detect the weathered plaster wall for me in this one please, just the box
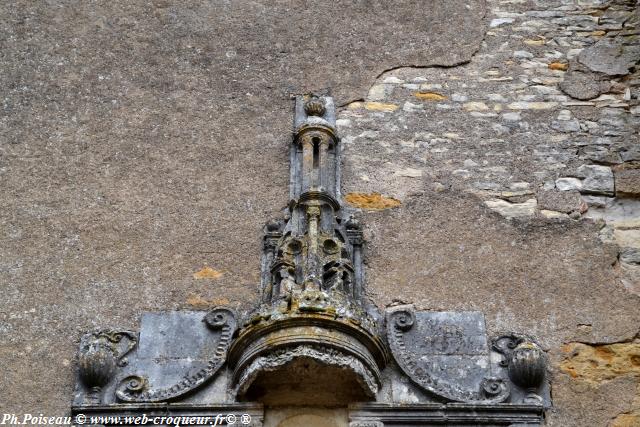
[337,1,640,424]
[0,0,638,426]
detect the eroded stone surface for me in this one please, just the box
[615,167,640,197]
[365,192,640,350]
[537,190,585,214]
[548,375,638,427]
[553,341,640,426]
[559,342,640,383]
[559,69,602,100]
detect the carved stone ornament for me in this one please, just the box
[78,330,137,404]
[236,344,379,398]
[492,333,547,404]
[115,308,237,402]
[74,308,236,405]
[226,94,388,404]
[71,93,550,425]
[386,305,510,403]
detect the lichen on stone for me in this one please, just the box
[345,192,401,210]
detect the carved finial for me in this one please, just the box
[492,334,546,405]
[508,341,546,404]
[77,330,137,404]
[304,96,326,117]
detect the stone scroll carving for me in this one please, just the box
[386,306,509,403]
[115,308,237,402]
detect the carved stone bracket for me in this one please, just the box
[115,308,237,403]
[386,306,510,404]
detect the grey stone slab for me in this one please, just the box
[575,164,614,196]
[413,311,489,355]
[137,311,217,359]
[578,38,640,76]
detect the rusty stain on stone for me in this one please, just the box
[414,92,447,101]
[548,62,569,71]
[559,342,640,383]
[186,294,230,308]
[193,266,223,279]
[364,102,399,112]
[610,412,640,427]
[345,192,401,210]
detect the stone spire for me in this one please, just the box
[257,94,366,318]
[227,94,386,404]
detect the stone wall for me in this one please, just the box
[0,1,638,426]
[338,1,640,425]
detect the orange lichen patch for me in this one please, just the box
[591,30,606,37]
[414,92,447,101]
[559,342,640,384]
[193,266,223,279]
[186,294,229,308]
[548,62,569,71]
[345,192,401,210]
[364,102,399,112]
[611,413,640,427]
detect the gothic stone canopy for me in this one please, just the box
[72,95,550,426]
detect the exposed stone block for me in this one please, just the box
[484,198,537,219]
[576,165,614,196]
[556,178,583,192]
[414,92,447,101]
[537,190,586,214]
[560,342,640,383]
[578,38,640,76]
[364,102,399,112]
[559,70,602,100]
[540,210,570,219]
[614,229,640,265]
[615,168,640,197]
